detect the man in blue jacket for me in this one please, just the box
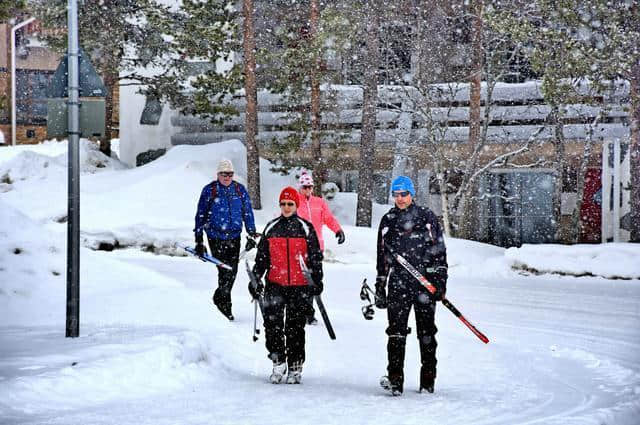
[194,159,258,320]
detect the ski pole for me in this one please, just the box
[359,279,375,320]
[395,254,489,344]
[298,256,336,340]
[252,298,260,342]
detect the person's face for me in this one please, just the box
[393,191,412,209]
[300,185,314,198]
[218,171,233,186]
[280,200,297,217]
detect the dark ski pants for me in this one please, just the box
[263,283,310,367]
[207,237,241,312]
[386,275,438,386]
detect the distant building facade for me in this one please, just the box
[0,19,118,146]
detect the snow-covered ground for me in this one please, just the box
[1,140,639,425]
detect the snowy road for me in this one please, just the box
[2,133,639,425]
[2,251,639,425]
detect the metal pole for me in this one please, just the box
[10,17,36,146]
[66,0,80,338]
[613,139,621,242]
[601,142,611,242]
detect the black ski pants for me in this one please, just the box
[386,273,438,383]
[263,283,310,367]
[207,237,241,311]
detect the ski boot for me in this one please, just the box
[419,368,435,394]
[270,361,287,384]
[213,294,234,321]
[380,373,403,396]
[286,363,302,384]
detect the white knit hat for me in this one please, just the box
[298,171,314,187]
[217,159,234,173]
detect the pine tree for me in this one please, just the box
[243,0,261,209]
[255,0,349,180]
[1,0,26,22]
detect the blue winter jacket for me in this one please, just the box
[194,181,256,241]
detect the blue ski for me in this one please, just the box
[182,246,233,270]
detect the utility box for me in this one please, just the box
[47,48,107,139]
[47,98,106,138]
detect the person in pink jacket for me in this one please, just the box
[297,171,345,324]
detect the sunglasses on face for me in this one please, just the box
[280,202,296,207]
[302,185,313,189]
[219,172,234,177]
[392,191,410,198]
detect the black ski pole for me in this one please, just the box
[394,254,489,344]
[245,260,265,341]
[252,298,260,342]
[298,256,336,340]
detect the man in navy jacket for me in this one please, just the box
[194,159,258,320]
[375,176,448,395]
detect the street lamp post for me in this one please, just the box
[10,16,36,146]
[66,0,80,338]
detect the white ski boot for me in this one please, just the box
[270,362,287,384]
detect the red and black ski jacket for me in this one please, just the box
[253,214,323,287]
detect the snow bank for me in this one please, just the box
[0,200,66,326]
[0,199,213,328]
[0,330,211,414]
[505,243,640,279]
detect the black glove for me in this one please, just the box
[248,280,264,300]
[433,287,446,301]
[195,242,207,257]
[309,280,323,296]
[335,229,345,244]
[375,276,387,309]
[428,273,447,301]
[245,236,257,252]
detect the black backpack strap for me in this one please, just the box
[206,181,218,225]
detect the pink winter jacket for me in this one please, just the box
[297,193,342,251]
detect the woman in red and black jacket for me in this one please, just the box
[251,186,323,384]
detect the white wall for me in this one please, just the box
[119,85,177,167]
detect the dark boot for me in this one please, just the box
[213,290,234,321]
[420,366,436,393]
[380,372,404,395]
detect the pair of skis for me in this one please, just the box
[182,234,260,268]
[393,253,489,344]
[182,245,233,270]
[246,256,336,341]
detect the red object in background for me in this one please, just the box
[580,168,602,243]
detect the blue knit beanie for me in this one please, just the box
[390,175,415,196]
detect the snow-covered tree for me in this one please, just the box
[254,0,349,185]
